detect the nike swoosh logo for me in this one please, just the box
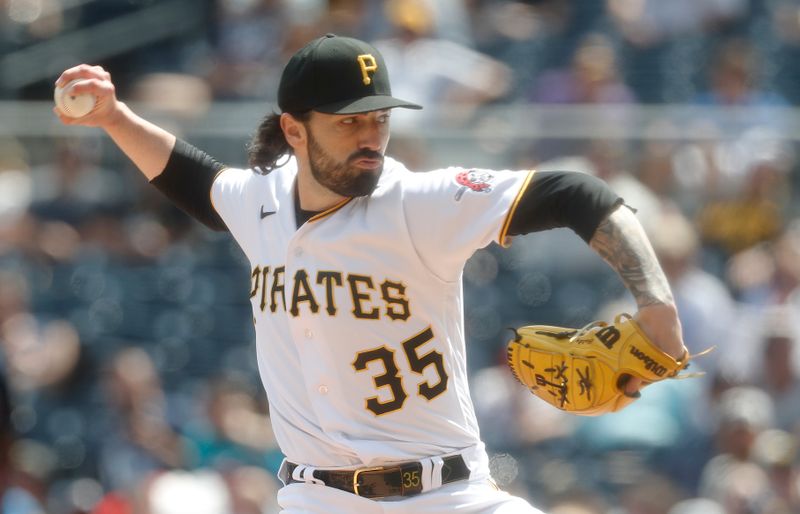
[260,206,276,219]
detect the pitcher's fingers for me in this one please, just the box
[618,374,643,398]
[55,64,110,88]
[67,77,115,98]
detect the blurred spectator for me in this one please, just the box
[0,366,46,513]
[0,134,83,265]
[751,429,799,511]
[710,387,774,460]
[0,265,103,513]
[0,268,82,395]
[525,32,637,164]
[698,386,776,512]
[751,318,800,433]
[687,39,793,246]
[0,271,30,327]
[465,0,573,97]
[418,0,474,45]
[0,268,89,491]
[695,38,788,109]
[529,32,635,105]
[0,137,32,226]
[606,0,749,102]
[224,465,280,514]
[570,374,706,495]
[1,313,82,394]
[617,472,683,514]
[28,138,131,226]
[373,0,513,128]
[606,0,747,48]
[547,489,608,514]
[700,459,775,514]
[635,120,704,214]
[184,374,282,473]
[727,220,800,305]
[95,348,189,495]
[205,0,290,100]
[129,73,212,120]
[695,129,792,260]
[769,0,800,104]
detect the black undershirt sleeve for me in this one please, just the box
[149,139,228,231]
[507,170,624,243]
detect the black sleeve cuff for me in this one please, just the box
[150,139,228,231]
[507,171,623,242]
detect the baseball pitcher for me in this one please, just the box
[55,34,687,513]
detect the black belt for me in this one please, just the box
[282,454,470,499]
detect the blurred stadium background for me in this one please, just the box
[3,0,800,513]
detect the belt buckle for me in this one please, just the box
[352,466,385,497]
[353,466,402,498]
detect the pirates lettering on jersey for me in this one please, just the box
[316,271,343,315]
[251,265,411,321]
[270,266,286,313]
[348,274,380,319]
[290,269,320,316]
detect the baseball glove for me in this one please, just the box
[507,313,705,416]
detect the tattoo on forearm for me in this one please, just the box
[590,209,674,307]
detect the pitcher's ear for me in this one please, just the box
[280,112,308,150]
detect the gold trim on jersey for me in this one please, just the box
[308,197,354,223]
[208,166,230,217]
[498,169,536,248]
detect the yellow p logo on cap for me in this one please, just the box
[357,54,378,85]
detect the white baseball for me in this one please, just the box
[54,79,96,118]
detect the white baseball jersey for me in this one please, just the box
[210,156,534,468]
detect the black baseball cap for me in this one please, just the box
[277,34,422,115]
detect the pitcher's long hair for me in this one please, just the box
[247,111,310,173]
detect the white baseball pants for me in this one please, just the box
[276,478,545,513]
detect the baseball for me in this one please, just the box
[54,79,96,118]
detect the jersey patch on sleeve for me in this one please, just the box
[454,169,495,200]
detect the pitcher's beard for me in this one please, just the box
[307,131,382,197]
